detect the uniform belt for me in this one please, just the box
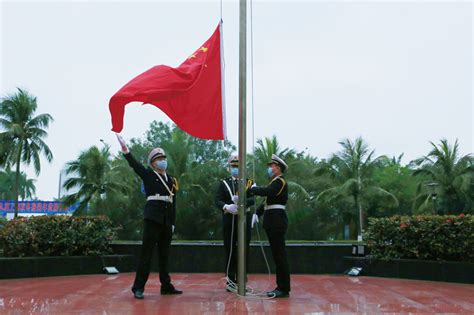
[147,194,173,203]
[264,204,286,211]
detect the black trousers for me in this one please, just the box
[265,227,291,292]
[223,212,251,282]
[132,219,173,292]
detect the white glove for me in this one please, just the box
[115,133,129,154]
[231,195,239,204]
[224,204,238,215]
[251,214,259,228]
[172,225,175,233]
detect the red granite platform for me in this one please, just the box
[0,273,472,314]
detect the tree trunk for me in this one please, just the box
[13,144,23,218]
[354,194,364,240]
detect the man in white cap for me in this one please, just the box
[214,154,254,291]
[116,134,182,299]
[250,154,290,298]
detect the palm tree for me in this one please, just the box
[315,137,398,239]
[0,168,36,200]
[382,153,404,171]
[253,136,295,166]
[63,145,127,215]
[412,139,474,214]
[0,133,14,166]
[253,136,294,181]
[144,121,195,179]
[253,135,310,200]
[162,128,194,179]
[0,88,53,217]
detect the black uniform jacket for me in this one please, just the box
[215,177,255,215]
[251,176,288,229]
[124,152,178,226]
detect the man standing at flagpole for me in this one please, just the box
[214,154,254,291]
[108,23,226,297]
[250,154,291,298]
[116,134,182,299]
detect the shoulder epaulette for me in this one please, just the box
[172,177,179,191]
[246,179,253,190]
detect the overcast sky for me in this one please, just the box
[1,0,472,200]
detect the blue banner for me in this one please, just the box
[0,200,80,214]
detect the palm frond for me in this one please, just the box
[287,181,311,200]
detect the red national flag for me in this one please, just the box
[109,23,225,140]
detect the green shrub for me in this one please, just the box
[0,215,117,257]
[366,214,474,262]
[0,216,7,230]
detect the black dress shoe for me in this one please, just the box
[161,285,183,295]
[267,289,289,298]
[133,290,144,299]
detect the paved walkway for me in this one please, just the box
[0,273,473,314]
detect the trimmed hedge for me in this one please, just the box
[366,214,474,262]
[0,215,117,257]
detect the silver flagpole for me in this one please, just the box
[237,0,247,296]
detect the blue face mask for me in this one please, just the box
[154,160,167,170]
[231,167,239,177]
[267,167,274,178]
